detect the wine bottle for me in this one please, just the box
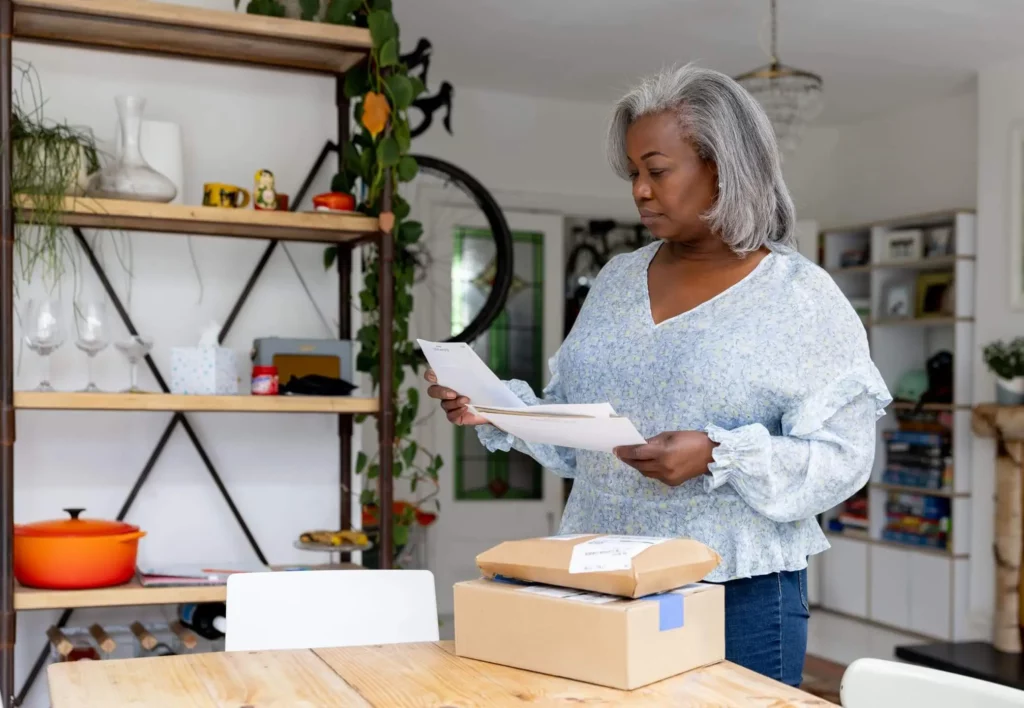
[178,602,227,640]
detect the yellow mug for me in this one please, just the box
[203,183,250,208]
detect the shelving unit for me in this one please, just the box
[0,2,394,706]
[15,196,380,244]
[817,210,976,641]
[14,392,379,414]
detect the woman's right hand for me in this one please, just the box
[425,369,488,426]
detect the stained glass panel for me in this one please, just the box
[452,227,544,501]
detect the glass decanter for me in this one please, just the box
[86,96,178,203]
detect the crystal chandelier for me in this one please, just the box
[735,0,823,153]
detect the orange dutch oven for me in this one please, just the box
[14,508,146,589]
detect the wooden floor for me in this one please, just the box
[801,654,845,704]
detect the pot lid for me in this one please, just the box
[15,508,140,537]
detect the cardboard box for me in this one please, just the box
[170,346,239,395]
[454,577,725,689]
[476,534,720,598]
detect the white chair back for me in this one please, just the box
[224,569,439,652]
[841,658,1024,707]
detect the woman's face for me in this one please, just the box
[624,111,718,243]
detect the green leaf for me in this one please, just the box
[376,136,400,167]
[331,171,356,194]
[402,441,418,466]
[344,67,369,99]
[355,451,368,474]
[298,0,319,20]
[372,0,391,10]
[409,75,426,99]
[396,155,418,182]
[325,0,361,24]
[394,120,411,153]
[397,220,423,246]
[410,475,419,492]
[323,246,338,271]
[367,463,380,479]
[368,10,397,48]
[393,459,404,477]
[378,38,399,67]
[392,195,411,220]
[407,386,419,414]
[394,523,409,547]
[360,488,376,506]
[385,74,413,110]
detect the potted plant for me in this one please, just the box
[983,337,1024,404]
[11,61,101,285]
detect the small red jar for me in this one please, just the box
[251,365,278,395]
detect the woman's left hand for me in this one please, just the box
[614,431,718,487]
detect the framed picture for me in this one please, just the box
[924,227,953,259]
[883,229,923,263]
[882,280,915,320]
[915,272,955,318]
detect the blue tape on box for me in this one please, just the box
[643,592,685,631]
[491,574,534,587]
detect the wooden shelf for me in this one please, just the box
[15,563,362,610]
[14,392,379,414]
[16,196,379,245]
[829,255,972,275]
[871,316,973,328]
[870,482,966,499]
[873,255,972,270]
[823,531,964,559]
[13,0,372,74]
[891,401,969,412]
[14,578,225,610]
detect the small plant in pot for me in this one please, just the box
[11,61,101,285]
[983,337,1024,404]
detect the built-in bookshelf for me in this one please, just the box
[816,210,975,641]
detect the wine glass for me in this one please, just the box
[74,301,109,393]
[114,335,153,393]
[23,299,65,392]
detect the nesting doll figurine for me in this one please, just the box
[254,169,277,210]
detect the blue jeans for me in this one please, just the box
[715,569,809,686]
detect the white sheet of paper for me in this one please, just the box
[472,402,617,418]
[417,339,526,409]
[482,411,646,453]
[568,536,671,574]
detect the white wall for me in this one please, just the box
[967,55,1024,641]
[793,89,977,229]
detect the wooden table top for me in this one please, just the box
[48,640,838,707]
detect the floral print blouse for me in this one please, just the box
[477,241,891,582]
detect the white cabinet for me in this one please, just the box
[870,546,911,627]
[821,536,869,618]
[909,553,952,638]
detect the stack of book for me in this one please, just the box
[882,430,952,491]
[882,493,951,550]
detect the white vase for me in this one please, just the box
[996,377,1024,405]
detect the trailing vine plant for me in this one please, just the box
[236,0,441,548]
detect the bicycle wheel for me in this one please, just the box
[406,154,513,350]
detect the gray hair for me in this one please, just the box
[608,63,796,254]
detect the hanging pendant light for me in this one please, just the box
[735,0,823,153]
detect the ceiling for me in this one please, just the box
[395,0,1024,126]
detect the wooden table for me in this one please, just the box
[48,640,837,707]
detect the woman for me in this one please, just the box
[426,64,890,686]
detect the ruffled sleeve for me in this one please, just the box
[703,361,892,523]
[474,354,578,477]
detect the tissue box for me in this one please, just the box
[454,578,725,689]
[171,346,238,395]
